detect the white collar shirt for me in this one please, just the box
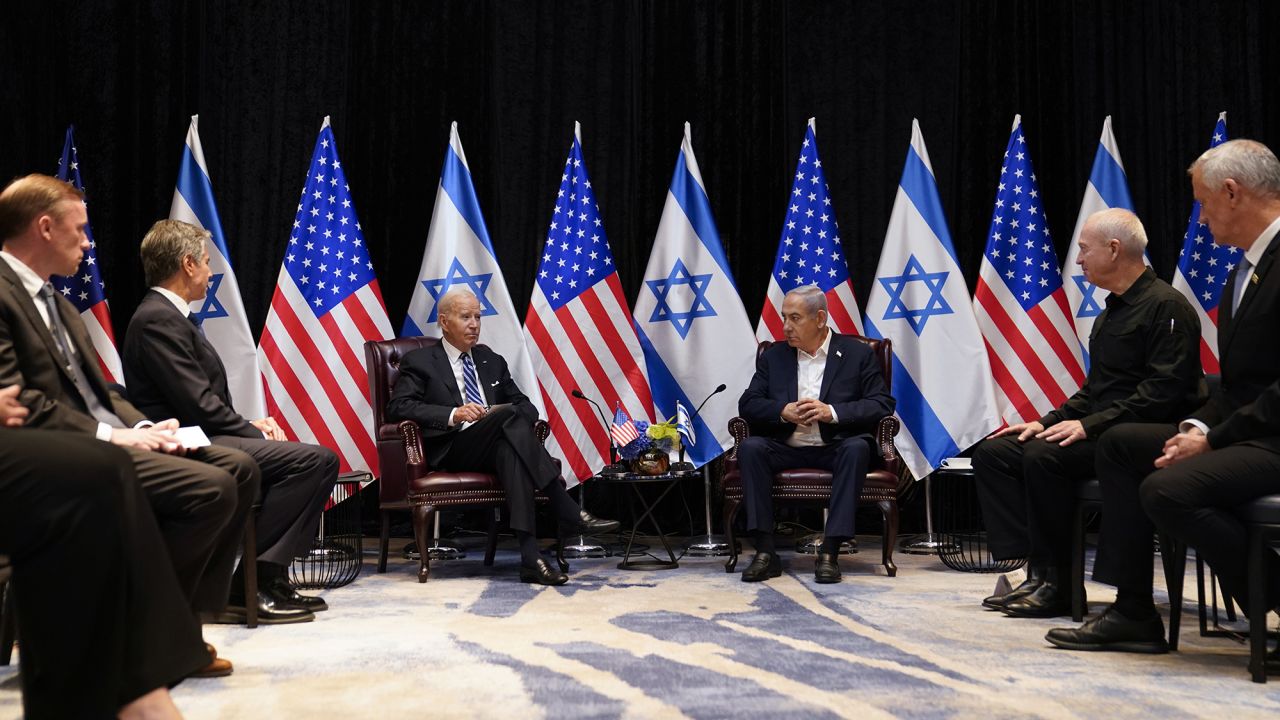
[788,329,837,448]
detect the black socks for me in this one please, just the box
[753,531,776,554]
[1114,587,1158,620]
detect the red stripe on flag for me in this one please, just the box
[975,281,1071,410]
[563,292,638,413]
[759,301,784,340]
[259,330,348,468]
[983,337,1035,421]
[318,310,372,408]
[524,307,610,465]
[1030,297,1087,388]
[824,287,860,337]
[600,277,657,413]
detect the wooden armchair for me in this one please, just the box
[720,337,903,576]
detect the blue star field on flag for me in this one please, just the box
[983,131,1061,310]
[769,124,850,293]
[535,135,617,312]
[285,125,376,317]
[1177,116,1238,311]
[51,129,109,311]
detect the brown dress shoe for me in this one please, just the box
[191,642,233,678]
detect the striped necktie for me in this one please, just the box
[461,352,483,405]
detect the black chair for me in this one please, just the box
[1243,494,1280,682]
[0,555,13,666]
[1070,478,1102,622]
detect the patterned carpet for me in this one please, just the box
[3,537,1279,718]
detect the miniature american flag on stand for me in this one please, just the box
[757,118,862,340]
[973,115,1086,424]
[1171,112,1235,375]
[610,405,640,447]
[258,117,393,475]
[52,126,124,385]
[523,122,655,484]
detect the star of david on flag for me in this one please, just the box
[645,258,717,339]
[864,120,1000,479]
[170,115,268,418]
[1171,112,1235,375]
[51,126,124,385]
[973,115,1085,424]
[876,255,953,336]
[1062,116,1148,370]
[404,122,541,415]
[757,118,863,341]
[258,117,394,474]
[524,122,654,483]
[632,123,756,468]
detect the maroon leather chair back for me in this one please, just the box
[365,336,440,506]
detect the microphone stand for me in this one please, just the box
[563,390,618,559]
[680,385,733,558]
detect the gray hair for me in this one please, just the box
[1189,139,1280,200]
[139,219,209,287]
[437,287,478,318]
[1085,208,1147,257]
[784,284,827,316]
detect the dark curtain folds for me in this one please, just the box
[1,0,1276,342]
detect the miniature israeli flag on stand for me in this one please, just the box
[404,122,542,415]
[632,123,756,468]
[864,120,1002,480]
[170,115,267,419]
[1062,116,1141,369]
[676,399,695,446]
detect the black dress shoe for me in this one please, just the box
[1002,582,1076,618]
[741,552,782,582]
[215,590,315,625]
[1045,606,1169,653]
[983,576,1043,610]
[814,552,842,584]
[574,510,621,535]
[268,578,328,612]
[519,557,568,586]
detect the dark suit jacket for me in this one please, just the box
[122,290,260,438]
[1194,233,1280,452]
[0,256,146,431]
[386,341,538,465]
[738,332,895,447]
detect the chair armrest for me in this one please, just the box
[727,417,750,460]
[535,419,550,445]
[398,420,427,477]
[877,415,900,461]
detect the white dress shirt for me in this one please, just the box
[443,339,489,429]
[787,329,838,448]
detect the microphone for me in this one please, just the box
[670,383,728,473]
[571,389,626,474]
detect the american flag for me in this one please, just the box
[973,116,1086,424]
[258,117,393,474]
[757,118,862,340]
[52,126,124,385]
[610,405,640,447]
[523,122,655,483]
[1171,112,1234,375]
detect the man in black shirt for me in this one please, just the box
[974,208,1204,619]
[1048,139,1280,654]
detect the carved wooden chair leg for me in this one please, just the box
[412,502,435,583]
[484,509,499,567]
[723,498,742,573]
[879,498,898,577]
[377,510,391,573]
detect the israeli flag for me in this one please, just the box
[170,115,267,419]
[404,122,543,415]
[676,399,695,446]
[1062,116,1142,369]
[864,120,1002,480]
[632,123,756,468]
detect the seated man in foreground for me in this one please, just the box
[736,284,895,584]
[386,288,619,586]
[0,384,206,719]
[974,208,1203,619]
[123,219,339,624]
[1048,139,1280,654]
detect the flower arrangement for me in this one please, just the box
[618,417,682,461]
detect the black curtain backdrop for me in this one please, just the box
[2,1,1277,346]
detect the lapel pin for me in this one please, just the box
[1252,273,1261,285]
[835,350,843,358]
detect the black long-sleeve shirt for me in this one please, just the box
[1040,268,1205,436]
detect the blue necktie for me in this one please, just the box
[189,312,205,336]
[461,352,483,405]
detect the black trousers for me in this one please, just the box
[1095,422,1280,610]
[738,435,871,538]
[125,443,260,614]
[435,405,561,534]
[212,436,339,566]
[973,435,1097,566]
[0,430,208,719]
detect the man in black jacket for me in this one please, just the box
[386,288,618,585]
[736,285,896,584]
[123,219,337,623]
[974,209,1204,620]
[1048,139,1280,653]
